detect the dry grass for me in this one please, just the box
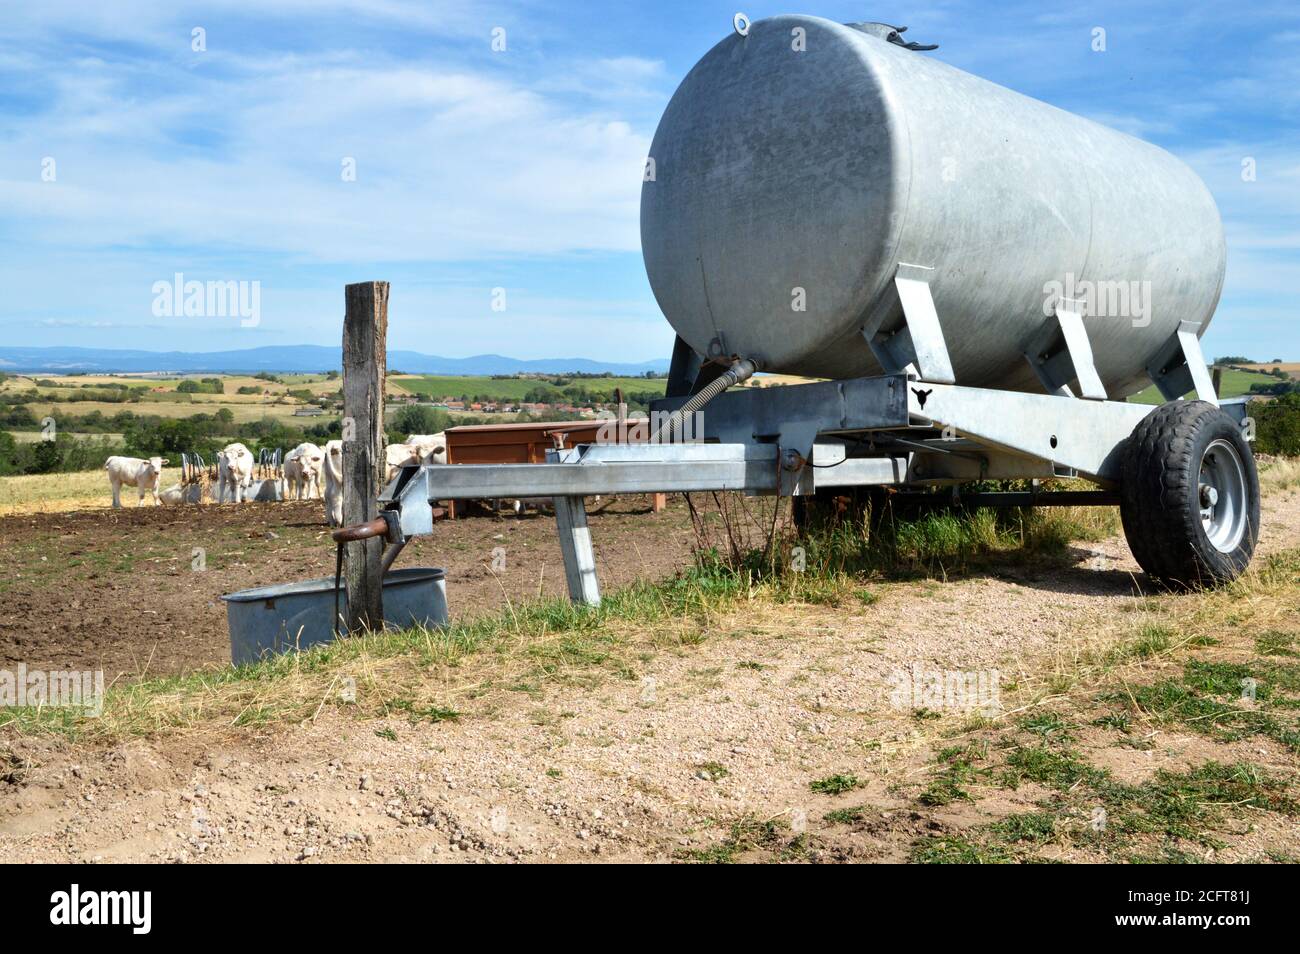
[19,401,310,425]
[1,565,743,741]
[2,371,355,428]
[1242,362,1300,374]
[894,541,1300,777]
[0,494,1123,742]
[1260,457,1300,492]
[0,466,183,515]
[7,431,123,443]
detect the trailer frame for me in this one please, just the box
[370,279,1253,603]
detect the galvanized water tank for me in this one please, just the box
[640,15,1226,398]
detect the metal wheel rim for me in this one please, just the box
[1198,438,1247,553]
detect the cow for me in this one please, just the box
[321,437,445,525]
[159,483,185,505]
[323,439,344,527]
[105,456,168,508]
[384,442,423,483]
[285,442,325,500]
[216,442,255,504]
[404,432,447,465]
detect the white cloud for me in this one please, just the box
[0,56,651,264]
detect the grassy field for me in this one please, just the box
[390,374,666,401]
[2,372,477,429]
[0,372,337,393]
[1129,366,1278,404]
[1244,362,1300,374]
[16,400,320,425]
[0,466,183,515]
[7,431,122,443]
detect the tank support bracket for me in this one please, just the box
[1146,320,1218,406]
[1023,300,1108,400]
[861,264,956,384]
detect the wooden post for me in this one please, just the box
[342,281,389,633]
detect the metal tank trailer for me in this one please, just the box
[369,14,1260,602]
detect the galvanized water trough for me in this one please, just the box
[221,567,449,666]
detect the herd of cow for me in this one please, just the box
[104,432,446,527]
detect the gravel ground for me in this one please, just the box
[1,483,1297,863]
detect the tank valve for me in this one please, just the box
[845,22,938,51]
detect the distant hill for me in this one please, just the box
[0,345,669,376]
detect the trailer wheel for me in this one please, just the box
[1119,401,1258,587]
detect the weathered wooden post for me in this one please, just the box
[342,281,389,632]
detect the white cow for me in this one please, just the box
[404,432,447,465]
[105,455,168,508]
[285,442,325,500]
[323,439,344,527]
[384,442,423,483]
[159,483,185,505]
[216,442,255,504]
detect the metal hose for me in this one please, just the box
[652,356,760,443]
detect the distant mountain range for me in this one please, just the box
[0,345,669,376]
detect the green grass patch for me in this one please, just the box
[1002,745,1106,791]
[823,806,867,824]
[1114,660,1300,752]
[680,816,802,864]
[911,835,1013,864]
[1019,712,1073,743]
[1128,624,1176,659]
[1105,762,1299,844]
[810,773,861,795]
[989,811,1057,844]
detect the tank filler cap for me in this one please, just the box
[845,22,938,51]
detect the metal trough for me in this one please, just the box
[220,567,449,666]
[246,478,284,502]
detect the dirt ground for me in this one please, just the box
[1,482,1298,863]
[0,496,694,681]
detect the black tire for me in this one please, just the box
[1119,400,1259,588]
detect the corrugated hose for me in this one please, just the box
[651,356,760,444]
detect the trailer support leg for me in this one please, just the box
[1023,301,1108,400]
[861,263,956,385]
[554,495,601,606]
[1147,320,1219,405]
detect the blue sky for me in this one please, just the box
[0,0,1296,363]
